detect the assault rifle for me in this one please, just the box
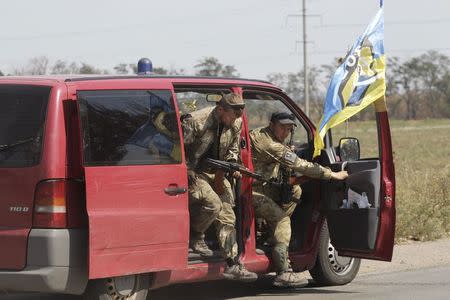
[204,158,280,187]
[204,158,310,190]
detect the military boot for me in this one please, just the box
[190,238,214,257]
[223,263,258,282]
[273,271,308,288]
[271,243,308,287]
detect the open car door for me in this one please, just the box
[319,100,395,261]
[76,84,189,278]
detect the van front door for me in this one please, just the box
[320,100,395,261]
[77,88,189,279]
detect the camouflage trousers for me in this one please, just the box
[252,184,302,247]
[189,171,238,259]
[253,184,302,272]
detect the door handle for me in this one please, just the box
[164,185,188,196]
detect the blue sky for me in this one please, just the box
[1,0,449,78]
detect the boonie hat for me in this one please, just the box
[219,93,245,110]
[270,111,297,126]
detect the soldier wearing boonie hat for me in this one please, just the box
[182,92,257,282]
[249,110,348,288]
[218,93,245,114]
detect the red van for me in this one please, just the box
[0,74,395,299]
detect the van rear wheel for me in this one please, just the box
[309,221,361,286]
[82,274,149,300]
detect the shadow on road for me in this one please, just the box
[0,275,358,300]
[150,275,357,300]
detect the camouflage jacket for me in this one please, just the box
[249,127,332,184]
[182,106,242,171]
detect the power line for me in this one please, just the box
[315,17,450,28]
[311,47,450,56]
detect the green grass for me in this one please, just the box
[333,118,450,242]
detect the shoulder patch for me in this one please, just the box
[283,151,296,164]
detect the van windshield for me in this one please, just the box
[0,85,50,168]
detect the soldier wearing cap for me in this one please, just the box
[182,93,257,282]
[249,111,348,287]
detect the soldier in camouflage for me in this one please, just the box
[182,93,257,282]
[250,111,348,288]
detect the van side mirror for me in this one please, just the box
[339,138,360,161]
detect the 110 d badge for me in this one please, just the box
[9,206,29,212]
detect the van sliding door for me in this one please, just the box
[76,85,189,279]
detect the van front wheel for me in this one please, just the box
[309,221,361,286]
[82,274,149,300]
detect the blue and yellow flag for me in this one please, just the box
[313,7,386,157]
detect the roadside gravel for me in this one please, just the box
[358,237,450,275]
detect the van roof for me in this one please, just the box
[0,75,276,88]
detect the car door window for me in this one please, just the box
[175,88,232,115]
[78,90,181,166]
[0,85,49,167]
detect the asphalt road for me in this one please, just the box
[1,265,449,300]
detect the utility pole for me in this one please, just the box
[302,0,309,117]
[288,1,318,116]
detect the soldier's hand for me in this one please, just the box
[232,171,242,178]
[331,170,348,181]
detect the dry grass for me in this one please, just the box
[333,118,450,242]
[390,119,450,241]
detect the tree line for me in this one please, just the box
[1,51,449,121]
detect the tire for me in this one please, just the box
[82,274,150,300]
[309,221,361,286]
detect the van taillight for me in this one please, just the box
[33,179,84,229]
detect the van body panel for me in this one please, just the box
[0,169,39,228]
[0,229,87,294]
[85,165,189,279]
[40,85,69,176]
[0,83,67,270]
[0,266,86,294]
[0,228,30,269]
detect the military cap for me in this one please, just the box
[270,111,297,126]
